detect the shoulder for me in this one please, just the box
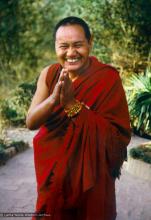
[38,65,50,81]
[37,62,61,93]
[104,64,120,80]
[96,62,122,90]
[38,63,60,85]
[39,63,59,78]
[45,63,61,89]
[36,65,50,89]
[98,63,120,84]
[90,56,120,81]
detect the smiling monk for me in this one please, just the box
[26,16,131,220]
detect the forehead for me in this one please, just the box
[55,24,86,43]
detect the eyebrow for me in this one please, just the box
[74,41,84,44]
[57,41,84,45]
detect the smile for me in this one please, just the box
[66,58,80,63]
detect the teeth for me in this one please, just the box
[66,58,79,63]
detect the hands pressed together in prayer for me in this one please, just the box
[52,68,76,110]
[26,68,79,130]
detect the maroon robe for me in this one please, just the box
[32,56,131,220]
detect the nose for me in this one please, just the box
[66,47,77,57]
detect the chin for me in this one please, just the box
[64,63,82,71]
[67,67,81,73]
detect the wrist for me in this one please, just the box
[48,95,57,107]
[64,99,83,118]
[64,99,77,111]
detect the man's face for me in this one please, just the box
[55,24,92,74]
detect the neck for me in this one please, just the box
[69,72,79,81]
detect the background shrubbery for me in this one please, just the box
[0,81,36,126]
[0,0,151,136]
[125,68,151,136]
[129,144,151,164]
[0,139,29,165]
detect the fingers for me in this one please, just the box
[51,68,68,104]
[58,68,67,82]
[51,81,62,102]
[60,80,65,94]
[58,68,74,106]
[59,70,68,97]
[58,68,71,84]
[58,70,64,82]
[54,81,62,92]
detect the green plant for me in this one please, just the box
[0,81,36,126]
[0,139,29,165]
[126,70,151,135]
[129,144,151,164]
[0,139,6,153]
[9,141,29,152]
[0,139,8,165]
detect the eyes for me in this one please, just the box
[59,43,83,49]
[59,45,68,49]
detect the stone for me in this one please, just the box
[5,147,17,158]
[127,156,151,181]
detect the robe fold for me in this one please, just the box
[32,56,131,220]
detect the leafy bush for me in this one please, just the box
[0,81,36,126]
[0,139,29,165]
[129,145,151,164]
[126,69,151,136]
[9,140,28,152]
[0,139,6,153]
[0,139,8,164]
